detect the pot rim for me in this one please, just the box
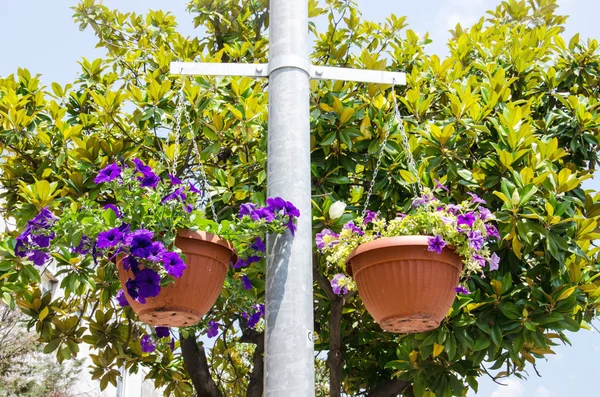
[177,229,236,253]
[345,235,458,276]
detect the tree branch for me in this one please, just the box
[240,327,264,397]
[180,332,222,397]
[368,379,411,397]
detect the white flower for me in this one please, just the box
[329,201,346,219]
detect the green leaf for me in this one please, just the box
[490,325,502,348]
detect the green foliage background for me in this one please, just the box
[0,0,599,396]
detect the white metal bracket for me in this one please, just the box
[170,61,406,85]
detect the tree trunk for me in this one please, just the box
[240,329,264,397]
[180,332,222,397]
[327,296,344,397]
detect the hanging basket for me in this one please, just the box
[117,230,235,327]
[346,235,462,334]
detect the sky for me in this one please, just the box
[1,1,599,396]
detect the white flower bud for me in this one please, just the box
[329,201,346,220]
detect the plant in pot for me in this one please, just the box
[14,157,299,331]
[316,184,500,334]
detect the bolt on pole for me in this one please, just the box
[265,0,315,396]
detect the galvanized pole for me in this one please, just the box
[265,0,314,396]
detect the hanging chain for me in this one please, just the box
[361,79,422,217]
[173,75,218,222]
[391,80,423,198]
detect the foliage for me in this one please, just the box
[0,304,84,397]
[318,188,500,281]
[0,0,599,396]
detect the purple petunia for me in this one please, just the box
[28,250,50,266]
[413,194,434,208]
[246,312,262,329]
[363,210,377,224]
[125,278,140,303]
[155,326,170,338]
[232,255,262,269]
[135,268,161,301]
[467,192,487,204]
[94,163,122,184]
[468,230,485,251]
[116,289,130,307]
[122,255,140,275]
[445,204,462,215]
[251,237,265,253]
[103,204,121,218]
[343,221,364,236]
[140,335,156,353]
[266,197,301,218]
[454,286,470,295]
[169,338,175,352]
[132,158,152,174]
[162,252,187,278]
[188,183,201,194]
[489,252,500,271]
[168,174,182,185]
[161,187,187,203]
[478,207,493,221]
[126,229,155,259]
[138,172,161,189]
[486,224,500,240]
[315,229,339,250]
[72,236,90,255]
[330,274,349,295]
[250,207,276,222]
[96,227,124,250]
[32,233,55,248]
[28,207,58,229]
[427,235,446,254]
[207,320,219,338]
[241,275,252,290]
[239,203,257,218]
[457,212,476,229]
[473,254,486,267]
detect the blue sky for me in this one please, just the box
[1,1,599,396]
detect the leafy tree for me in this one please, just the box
[0,304,84,397]
[1,0,599,396]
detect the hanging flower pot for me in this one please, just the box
[346,235,462,333]
[117,230,236,327]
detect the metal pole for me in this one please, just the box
[265,0,314,395]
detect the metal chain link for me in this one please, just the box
[172,85,184,177]
[391,81,423,197]
[362,80,422,217]
[175,78,218,222]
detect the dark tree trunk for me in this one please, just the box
[327,296,344,397]
[180,332,222,397]
[368,379,412,397]
[240,329,264,397]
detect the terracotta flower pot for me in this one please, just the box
[346,235,462,334]
[117,230,235,327]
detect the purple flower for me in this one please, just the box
[468,230,484,251]
[72,236,90,255]
[161,187,187,203]
[434,179,450,192]
[103,204,121,218]
[467,192,487,204]
[94,163,122,184]
[146,241,165,262]
[127,229,155,258]
[427,235,446,254]
[118,222,131,234]
[15,233,30,258]
[266,197,300,218]
[232,255,261,269]
[241,275,252,290]
[473,254,486,267]
[363,210,377,224]
[251,237,265,252]
[478,207,493,221]
[486,224,500,240]
[28,250,49,266]
[32,232,55,248]
[122,255,140,275]
[251,207,275,222]
[413,194,433,207]
[457,212,476,229]
[132,158,152,173]
[330,274,349,295]
[138,172,161,189]
[454,286,470,295]
[116,289,130,307]
[162,252,187,278]
[169,338,175,352]
[125,278,141,303]
[140,335,156,353]
[207,321,219,338]
[135,268,161,300]
[343,221,364,236]
[27,208,57,230]
[247,312,262,329]
[96,227,124,250]
[185,204,193,213]
[489,252,500,271]
[188,184,201,194]
[315,229,339,250]
[239,203,257,218]
[286,218,297,236]
[155,326,170,338]
[446,204,461,215]
[168,174,182,185]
